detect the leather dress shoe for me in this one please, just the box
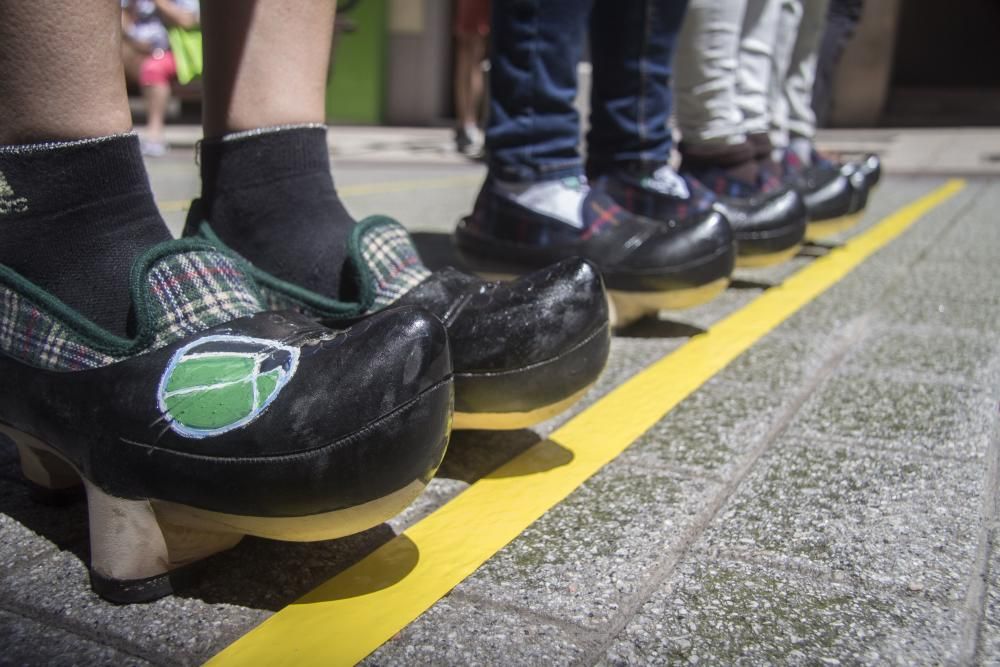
[781,150,862,241]
[0,239,451,603]
[455,179,735,327]
[678,165,807,268]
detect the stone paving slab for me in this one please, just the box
[454,462,726,630]
[602,557,967,666]
[775,178,981,339]
[842,325,997,384]
[787,368,993,460]
[0,450,87,579]
[977,521,1000,665]
[366,591,593,666]
[619,378,789,480]
[1,548,267,666]
[696,435,985,603]
[0,608,153,667]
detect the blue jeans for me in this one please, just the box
[487,0,689,182]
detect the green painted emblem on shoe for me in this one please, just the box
[157,334,300,439]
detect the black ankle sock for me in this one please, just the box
[0,134,173,337]
[199,125,355,298]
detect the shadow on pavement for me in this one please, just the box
[298,534,421,603]
[179,524,401,610]
[411,231,471,272]
[729,277,774,290]
[614,317,707,339]
[0,436,90,563]
[437,429,543,483]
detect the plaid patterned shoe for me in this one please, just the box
[0,239,451,603]
[592,164,717,227]
[779,150,863,241]
[186,205,609,431]
[455,179,734,328]
[678,162,807,269]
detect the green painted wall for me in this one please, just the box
[326,0,387,124]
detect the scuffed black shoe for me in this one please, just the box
[186,204,609,430]
[0,239,452,603]
[780,150,862,241]
[812,150,880,214]
[678,164,807,268]
[456,179,734,328]
[838,152,881,192]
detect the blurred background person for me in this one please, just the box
[453,0,490,156]
[121,0,199,156]
[812,0,863,127]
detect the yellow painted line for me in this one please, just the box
[156,175,482,213]
[207,179,965,667]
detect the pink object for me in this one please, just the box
[139,50,177,87]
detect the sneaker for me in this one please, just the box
[455,177,734,328]
[455,124,485,158]
[139,139,168,158]
[0,239,452,603]
[780,149,861,241]
[678,162,807,268]
[185,206,609,430]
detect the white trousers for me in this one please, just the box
[675,0,828,148]
[769,0,830,147]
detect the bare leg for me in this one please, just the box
[455,34,474,128]
[455,33,487,128]
[468,36,487,124]
[0,0,131,143]
[201,0,335,137]
[142,83,170,145]
[121,40,146,85]
[197,0,356,299]
[454,32,487,152]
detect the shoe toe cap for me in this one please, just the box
[801,170,854,219]
[449,257,608,374]
[719,186,807,239]
[448,258,611,416]
[612,209,734,289]
[111,309,453,516]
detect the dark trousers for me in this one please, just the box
[486,0,689,182]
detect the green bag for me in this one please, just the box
[167,26,203,85]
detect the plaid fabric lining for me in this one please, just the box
[0,249,262,372]
[146,250,263,349]
[261,288,308,315]
[356,220,430,308]
[0,287,120,371]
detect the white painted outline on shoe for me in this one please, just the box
[156,334,300,439]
